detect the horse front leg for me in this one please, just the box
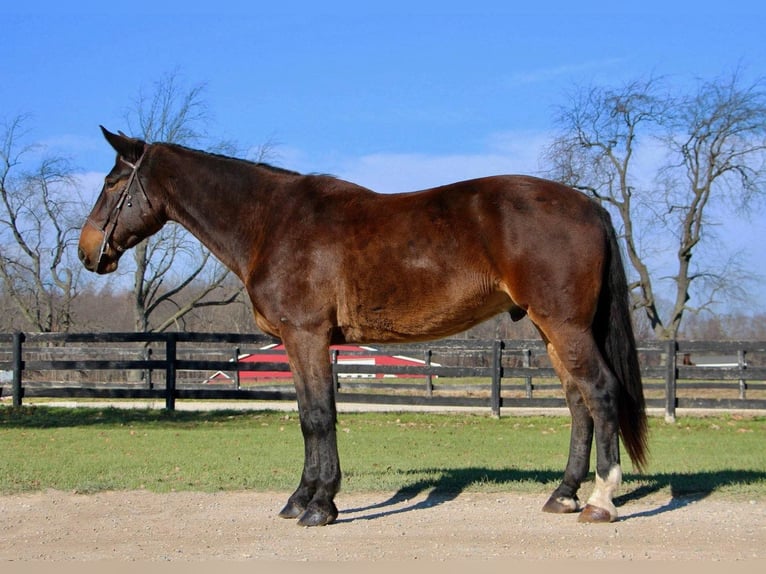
[277,331,340,527]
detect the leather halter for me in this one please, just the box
[86,149,153,268]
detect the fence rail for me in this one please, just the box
[1,332,765,420]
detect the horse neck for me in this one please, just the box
[150,144,287,279]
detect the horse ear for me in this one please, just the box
[100,125,146,163]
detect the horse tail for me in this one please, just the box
[595,207,649,472]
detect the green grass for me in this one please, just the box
[1,406,764,502]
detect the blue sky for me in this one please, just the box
[3,2,766,312]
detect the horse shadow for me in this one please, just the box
[337,467,766,523]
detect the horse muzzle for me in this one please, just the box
[78,225,120,274]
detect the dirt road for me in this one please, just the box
[0,489,763,562]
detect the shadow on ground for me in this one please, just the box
[0,405,269,428]
[339,466,766,523]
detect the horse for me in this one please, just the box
[79,127,648,527]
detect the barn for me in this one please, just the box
[204,343,433,383]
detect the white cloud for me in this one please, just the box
[333,130,551,193]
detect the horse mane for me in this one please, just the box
[159,142,303,177]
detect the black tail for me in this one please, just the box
[595,208,649,472]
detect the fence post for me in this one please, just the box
[12,331,24,408]
[738,349,747,400]
[234,347,241,390]
[424,349,433,397]
[522,348,533,399]
[491,339,503,418]
[331,349,340,392]
[664,339,677,423]
[165,333,177,411]
[145,347,153,390]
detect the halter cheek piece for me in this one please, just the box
[86,149,154,267]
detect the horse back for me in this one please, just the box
[249,174,607,343]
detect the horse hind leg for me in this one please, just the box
[541,329,623,523]
[577,362,623,523]
[542,341,594,515]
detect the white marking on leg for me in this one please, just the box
[586,464,621,520]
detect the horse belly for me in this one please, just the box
[337,283,513,344]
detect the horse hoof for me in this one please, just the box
[278,501,305,519]
[297,504,337,527]
[542,495,580,514]
[578,503,616,523]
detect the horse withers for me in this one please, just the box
[79,127,648,527]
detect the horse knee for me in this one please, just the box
[299,401,337,436]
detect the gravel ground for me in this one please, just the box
[0,489,763,562]
[4,401,764,564]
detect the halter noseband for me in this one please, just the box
[86,149,154,268]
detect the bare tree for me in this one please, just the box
[0,115,83,331]
[547,72,766,339]
[121,71,245,332]
[132,223,242,332]
[659,71,766,331]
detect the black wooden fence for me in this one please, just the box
[1,332,765,420]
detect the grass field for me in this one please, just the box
[1,406,764,502]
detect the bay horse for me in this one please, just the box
[79,127,648,527]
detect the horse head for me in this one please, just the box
[78,127,166,274]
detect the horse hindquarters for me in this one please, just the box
[538,209,647,523]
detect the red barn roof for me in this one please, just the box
[204,343,433,383]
